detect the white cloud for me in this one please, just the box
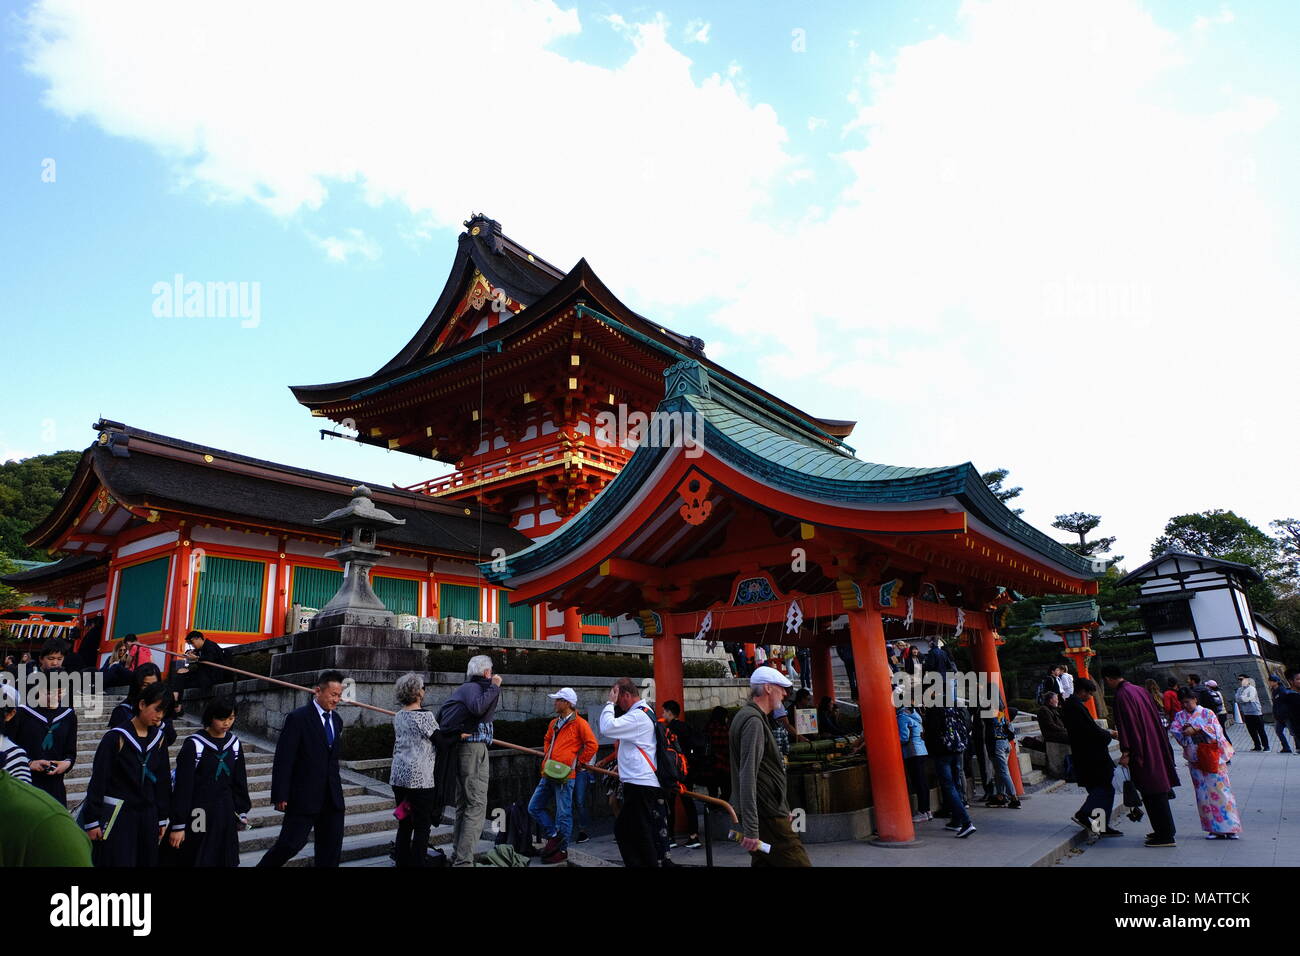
[807,116,827,132]
[1193,7,1235,31]
[23,0,796,312]
[310,228,382,263]
[19,0,1297,560]
[684,19,710,44]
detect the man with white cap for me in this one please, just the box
[529,686,598,864]
[729,665,811,866]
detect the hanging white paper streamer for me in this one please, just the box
[904,597,914,629]
[954,607,965,638]
[785,600,803,634]
[696,610,713,643]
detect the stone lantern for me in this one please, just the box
[311,485,406,629]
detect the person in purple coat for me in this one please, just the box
[1102,665,1181,848]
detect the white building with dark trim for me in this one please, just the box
[1117,550,1286,691]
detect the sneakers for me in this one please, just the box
[956,823,977,838]
[984,796,1008,808]
[943,823,964,832]
[680,836,703,849]
[912,812,932,823]
[540,834,563,858]
[542,849,569,864]
[575,831,590,844]
[1007,799,1022,809]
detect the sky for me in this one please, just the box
[1,0,1297,570]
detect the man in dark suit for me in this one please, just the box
[174,630,228,695]
[257,670,347,867]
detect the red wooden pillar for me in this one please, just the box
[847,606,915,843]
[563,607,582,643]
[653,630,685,720]
[813,644,835,702]
[742,642,756,671]
[971,626,1024,796]
[168,534,194,661]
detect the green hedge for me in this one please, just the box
[682,660,728,679]
[338,722,395,761]
[227,651,271,677]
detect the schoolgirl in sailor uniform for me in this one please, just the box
[168,698,252,866]
[108,663,177,748]
[13,669,78,805]
[82,681,173,867]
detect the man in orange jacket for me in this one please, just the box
[529,687,598,864]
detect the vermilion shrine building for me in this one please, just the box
[481,358,1099,842]
[7,214,1100,842]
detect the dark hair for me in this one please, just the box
[1075,678,1097,695]
[708,706,728,723]
[136,680,175,716]
[127,663,164,704]
[186,630,205,643]
[1177,687,1198,702]
[1100,665,1122,679]
[39,638,68,660]
[1188,673,1201,683]
[1166,677,1179,689]
[202,698,236,725]
[1286,669,1299,682]
[819,696,834,709]
[661,700,681,717]
[317,670,346,688]
[794,689,813,705]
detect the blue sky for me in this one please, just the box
[2,0,1298,565]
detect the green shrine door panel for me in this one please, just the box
[193,556,266,634]
[439,582,480,621]
[581,611,613,644]
[497,590,534,640]
[291,566,343,610]
[373,576,419,616]
[112,556,171,640]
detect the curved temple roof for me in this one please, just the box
[481,360,1099,591]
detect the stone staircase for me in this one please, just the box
[63,695,496,867]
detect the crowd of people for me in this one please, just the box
[5,626,1298,867]
[1039,663,1300,848]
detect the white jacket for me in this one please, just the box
[598,701,658,788]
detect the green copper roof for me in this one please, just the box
[481,360,1100,585]
[1040,599,1102,627]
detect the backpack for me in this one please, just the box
[634,705,686,795]
[941,708,969,753]
[493,800,539,856]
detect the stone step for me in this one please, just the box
[237,809,400,853]
[67,743,265,762]
[243,793,392,825]
[237,824,459,868]
[248,784,369,808]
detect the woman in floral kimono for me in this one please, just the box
[1169,688,1241,840]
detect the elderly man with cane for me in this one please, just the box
[730,665,811,866]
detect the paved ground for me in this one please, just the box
[575,779,1095,868]
[1058,722,1299,868]
[571,723,1296,868]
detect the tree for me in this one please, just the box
[0,552,24,614]
[1269,517,1300,589]
[0,450,80,561]
[1051,511,1120,563]
[982,468,1023,516]
[1151,510,1285,612]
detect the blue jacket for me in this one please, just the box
[898,708,927,757]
